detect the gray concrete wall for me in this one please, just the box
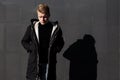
[0,0,119,80]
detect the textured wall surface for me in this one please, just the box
[0,0,119,80]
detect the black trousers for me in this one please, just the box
[38,63,48,80]
[37,63,56,80]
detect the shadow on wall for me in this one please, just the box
[63,34,98,80]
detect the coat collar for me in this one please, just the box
[33,21,58,42]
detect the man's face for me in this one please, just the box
[37,11,49,25]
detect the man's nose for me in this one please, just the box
[41,17,44,21]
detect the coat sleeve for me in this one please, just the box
[56,28,64,53]
[21,25,33,53]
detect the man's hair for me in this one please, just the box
[37,3,50,17]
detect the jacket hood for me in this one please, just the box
[31,18,39,24]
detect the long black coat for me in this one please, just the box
[21,20,64,80]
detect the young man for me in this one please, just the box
[21,4,64,80]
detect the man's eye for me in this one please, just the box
[39,16,46,18]
[39,16,43,18]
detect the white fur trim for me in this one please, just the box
[34,21,39,42]
[51,24,58,37]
